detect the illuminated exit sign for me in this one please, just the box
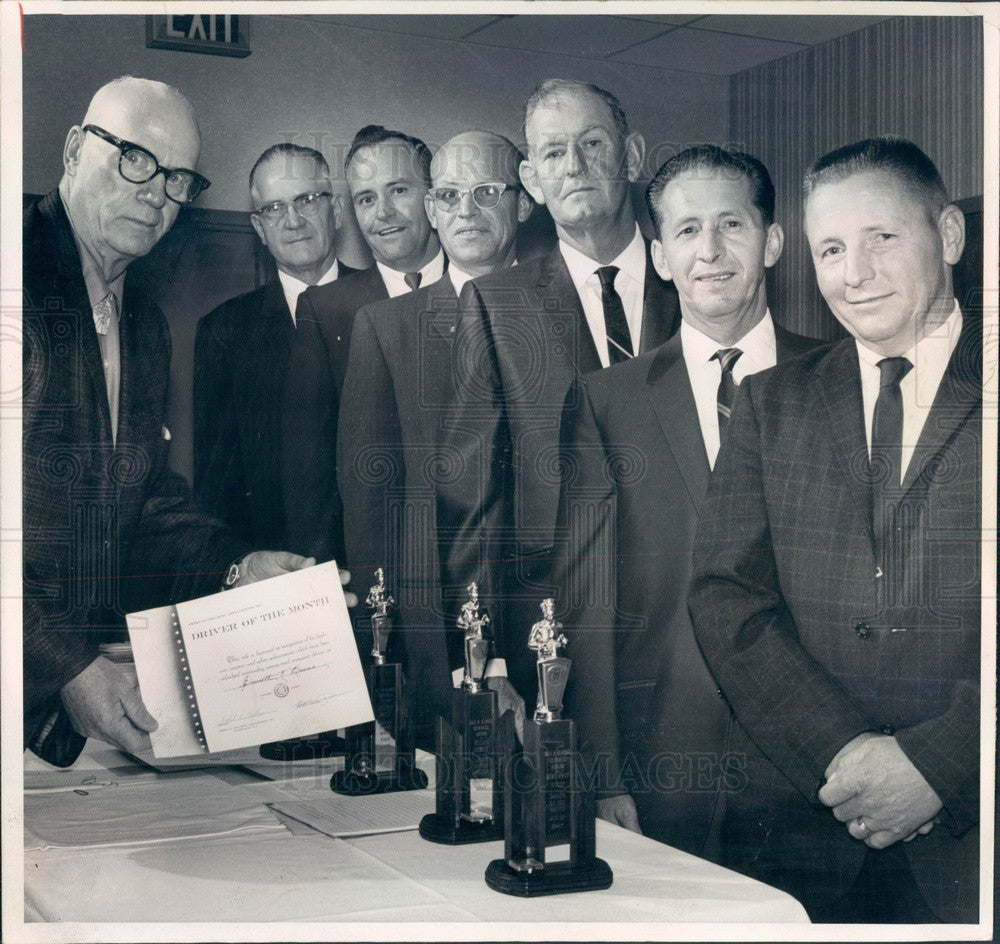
[146,15,251,58]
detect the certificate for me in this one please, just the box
[126,561,374,757]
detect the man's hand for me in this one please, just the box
[818,734,943,849]
[487,676,526,743]
[234,553,357,606]
[597,794,642,834]
[60,656,158,754]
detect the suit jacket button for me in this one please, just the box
[877,724,895,735]
[854,622,871,639]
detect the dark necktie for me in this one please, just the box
[713,347,743,444]
[871,356,913,546]
[404,271,422,291]
[596,266,633,364]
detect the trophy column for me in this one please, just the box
[331,568,428,794]
[419,582,504,843]
[486,599,613,895]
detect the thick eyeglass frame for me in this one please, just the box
[83,124,211,204]
[252,191,333,225]
[428,181,516,212]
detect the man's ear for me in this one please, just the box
[519,158,546,206]
[938,204,965,266]
[624,132,646,184]
[650,237,671,282]
[331,192,344,231]
[63,126,84,176]
[764,222,785,269]
[516,188,534,223]
[424,192,439,231]
[250,212,267,245]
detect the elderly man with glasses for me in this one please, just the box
[336,130,534,748]
[193,143,359,560]
[23,76,324,767]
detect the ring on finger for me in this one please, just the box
[855,817,872,838]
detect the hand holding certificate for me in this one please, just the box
[126,561,373,758]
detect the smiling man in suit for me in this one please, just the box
[23,77,319,767]
[689,137,980,923]
[338,130,534,745]
[553,146,819,858]
[193,144,357,556]
[438,80,680,704]
[283,125,444,566]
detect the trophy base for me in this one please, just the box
[258,733,345,761]
[484,857,613,897]
[418,812,503,845]
[330,757,428,796]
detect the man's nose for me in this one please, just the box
[844,245,875,287]
[282,203,306,228]
[375,197,394,221]
[564,142,585,177]
[456,190,479,218]
[137,172,168,209]
[696,225,723,262]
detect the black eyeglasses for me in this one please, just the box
[84,124,211,204]
[428,182,514,211]
[252,191,332,225]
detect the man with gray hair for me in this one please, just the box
[193,143,358,557]
[23,77,322,767]
[437,79,680,704]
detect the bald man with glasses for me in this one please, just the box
[23,78,324,768]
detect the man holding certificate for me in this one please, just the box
[23,77,348,767]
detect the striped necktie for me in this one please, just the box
[713,347,743,443]
[596,266,633,364]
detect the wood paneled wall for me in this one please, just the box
[730,16,984,340]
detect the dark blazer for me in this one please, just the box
[555,323,820,859]
[438,241,681,700]
[23,191,249,766]
[279,266,388,563]
[337,275,459,745]
[688,320,982,922]
[192,265,359,555]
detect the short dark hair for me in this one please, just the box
[249,143,329,197]
[645,145,776,232]
[523,79,629,147]
[804,137,949,220]
[344,124,432,187]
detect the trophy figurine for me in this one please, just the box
[419,582,504,844]
[330,568,428,794]
[485,599,613,896]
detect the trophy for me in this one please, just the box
[419,582,504,843]
[330,568,428,794]
[485,599,613,896]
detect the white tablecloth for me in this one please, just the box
[22,744,810,929]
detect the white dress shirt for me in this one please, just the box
[377,249,446,299]
[559,225,646,368]
[278,259,340,326]
[856,303,962,483]
[681,311,778,469]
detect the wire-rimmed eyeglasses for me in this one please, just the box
[252,191,333,225]
[83,124,210,205]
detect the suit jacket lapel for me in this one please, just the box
[537,247,601,374]
[639,238,680,353]
[646,333,711,506]
[815,340,876,553]
[900,315,982,496]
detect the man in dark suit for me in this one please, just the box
[689,138,980,923]
[554,146,820,858]
[438,79,680,703]
[193,144,358,557]
[284,125,444,564]
[338,130,534,745]
[23,77,320,766]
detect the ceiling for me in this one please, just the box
[285,13,891,76]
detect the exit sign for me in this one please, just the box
[146,15,251,58]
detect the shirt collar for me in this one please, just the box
[376,248,446,295]
[277,258,339,302]
[448,258,518,296]
[559,224,645,293]
[681,309,776,367]
[854,301,962,371]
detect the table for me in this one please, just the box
[22,742,809,930]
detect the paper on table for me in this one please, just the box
[127,561,373,757]
[267,790,436,838]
